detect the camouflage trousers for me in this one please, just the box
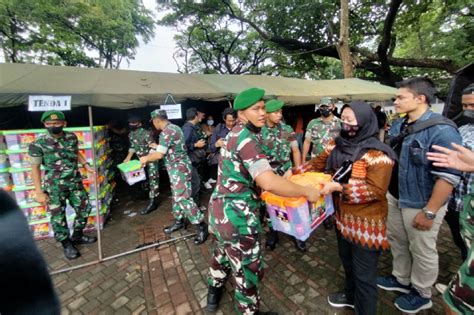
[208,234,264,314]
[47,186,91,242]
[147,161,160,199]
[167,163,203,224]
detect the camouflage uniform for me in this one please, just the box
[261,122,297,176]
[128,127,160,198]
[208,123,273,314]
[28,132,91,241]
[155,123,203,224]
[444,182,474,314]
[305,116,341,158]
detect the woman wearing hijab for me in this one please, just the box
[292,101,397,315]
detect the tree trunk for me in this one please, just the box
[339,0,353,78]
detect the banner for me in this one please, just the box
[160,104,182,120]
[28,95,72,111]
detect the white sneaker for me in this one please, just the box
[199,205,207,211]
[435,283,448,295]
[204,182,212,190]
[208,178,217,184]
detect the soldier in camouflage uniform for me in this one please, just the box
[139,110,208,245]
[302,97,342,161]
[206,88,320,314]
[29,111,97,260]
[123,116,160,215]
[260,99,307,252]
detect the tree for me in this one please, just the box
[0,0,155,68]
[159,0,472,89]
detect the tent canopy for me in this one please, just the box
[0,63,397,109]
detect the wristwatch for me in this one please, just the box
[422,207,436,220]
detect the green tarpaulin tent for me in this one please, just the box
[0,63,397,108]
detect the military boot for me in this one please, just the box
[265,227,279,250]
[206,285,223,312]
[256,311,279,315]
[194,222,209,245]
[61,239,80,260]
[71,231,97,245]
[163,219,185,234]
[294,239,307,252]
[140,198,159,215]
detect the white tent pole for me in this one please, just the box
[50,233,196,275]
[88,105,103,261]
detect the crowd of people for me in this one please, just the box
[2,76,472,315]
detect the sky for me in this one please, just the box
[126,0,179,73]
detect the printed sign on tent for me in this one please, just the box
[160,104,182,120]
[28,95,72,111]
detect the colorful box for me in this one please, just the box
[21,203,48,222]
[12,185,37,205]
[0,151,9,169]
[0,168,12,187]
[3,129,46,150]
[30,222,53,240]
[9,167,37,187]
[261,172,334,241]
[6,149,32,168]
[117,160,146,185]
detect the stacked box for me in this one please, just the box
[1,126,115,240]
[261,172,335,241]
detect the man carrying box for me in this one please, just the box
[123,115,160,215]
[29,111,97,260]
[260,99,306,251]
[139,110,208,245]
[206,88,320,314]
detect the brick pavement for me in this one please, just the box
[37,182,461,314]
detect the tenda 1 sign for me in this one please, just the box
[28,95,72,111]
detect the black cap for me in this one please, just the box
[127,115,142,123]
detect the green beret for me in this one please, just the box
[41,110,65,123]
[234,88,265,110]
[265,99,284,113]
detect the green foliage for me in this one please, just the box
[159,0,472,93]
[0,0,155,68]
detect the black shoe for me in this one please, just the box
[61,239,81,260]
[71,232,97,244]
[256,312,279,315]
[163,219,185,234]
[294,239,307,252]
[206,285,223,313]
[327,292,354,309]
[265,228,279,250]
[140,198,158,215]
[323,216,334,230]
[194,222,209,245]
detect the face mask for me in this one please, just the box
[463,110,474,119]
[340,123,360,138]
[207,120,214,126]
[320,108,331,117]
[245,122,261,133]
[47,126,63,135]
[129,124,139,131]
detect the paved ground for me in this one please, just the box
[38,181,461,314]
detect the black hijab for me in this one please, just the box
[326,101,397,171]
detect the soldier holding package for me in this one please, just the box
[123,115,160,215]
[260,99,306,251]
[29,111,97,260]
[206,88,320,314]
[139,110,208,245]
